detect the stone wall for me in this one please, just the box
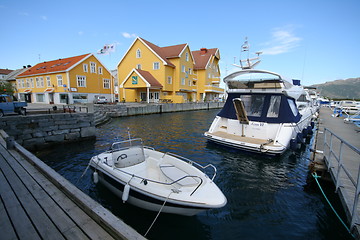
[94,102,224,118]
[0,113,95,150]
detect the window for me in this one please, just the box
[167,76,172,84]
[30,78,34,88]
[77,75,86,87]
[153,62,160,70]
[103,79,110,89]
[39,77,44,87]
[188,80,191,86]
[185,52,189,61]
[182,65,185,72]
[35,77,40,87]
[181,78,185,85]
[83,64,88,72]
[57,75,63,86]
[90,62,96,73]
[241,95,265,117]
[98,66,103,74]
[26,79,30,88]
[136,64,142,69]
[136,49,141,58]
[46,76,51,87]
[36,94,45,102]
[73,94,88,103]
[267,95,281,118]
[17,80,21,88]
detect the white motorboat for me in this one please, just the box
[204,69,315,155]
[89,138,227,216]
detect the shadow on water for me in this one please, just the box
[36,109,353,240]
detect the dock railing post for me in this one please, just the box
[335,141,344,193]
[351,164,360,230]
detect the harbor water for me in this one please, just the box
[36,109,353,240]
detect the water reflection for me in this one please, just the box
[36,109,353,240]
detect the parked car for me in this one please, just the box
[93,95,108,104]
[0,94,27,117]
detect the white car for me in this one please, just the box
[94,96,108,104]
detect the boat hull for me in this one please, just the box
[93,167,212,216]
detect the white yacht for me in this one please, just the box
[204,58,316,156]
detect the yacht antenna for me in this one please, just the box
[233,37,262,69]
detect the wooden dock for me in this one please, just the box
[0,130,145,240]
[312,107,360,238]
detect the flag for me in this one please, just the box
[97,43,116,55]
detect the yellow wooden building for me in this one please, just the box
[16,53,114,104]
[117,37,223,103]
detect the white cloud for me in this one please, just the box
[78,31,84,36]
[18,12,29,16]
[122,32,137,38]
[41,15,48,20]
[260,26,302,55]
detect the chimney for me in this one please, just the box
[200,48,208,55]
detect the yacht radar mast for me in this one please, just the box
[233,38,262,69]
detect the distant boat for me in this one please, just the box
[89,138,227,216]
[204,39,315,155]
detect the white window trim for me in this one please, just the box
[98,66,103,74]
[153,62,160,70]
[167,76,172,84]
[83,63,88,72]
[57,75,63,86]
[90,62,96,73]
[136,49,141,58]
[103,78,110,89]
[76,75,87,87]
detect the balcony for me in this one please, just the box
[204,85,224,93]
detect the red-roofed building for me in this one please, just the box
[16,53,114,104]
[117,37,223,103]
[0,68,14,81]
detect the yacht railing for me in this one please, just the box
[163,152,217,181]
[323,128,360,230]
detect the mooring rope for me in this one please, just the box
[312,172,355,238]
[144,191,173,237]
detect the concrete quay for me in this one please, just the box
[311,107,360,238]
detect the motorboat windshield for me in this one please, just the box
[224,70,293,90]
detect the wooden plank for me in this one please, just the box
[12,142,144,240]
[0,194,18,240]
[4,146,116,240]
[0,145,90,240]
[0,169,40,240]
[0,152,65,240]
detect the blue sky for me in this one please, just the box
[1,0,359,86]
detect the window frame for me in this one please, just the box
[76,75,87,87]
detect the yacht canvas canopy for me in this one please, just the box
[218,93,301,123]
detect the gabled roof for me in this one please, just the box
[0,69,13,75]
[136,69,163,88]
[118,37,188,68]
[18,53,92,77]
[3,68,29,81]
[192,48,219,70]
[121,68,163,88]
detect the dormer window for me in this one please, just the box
[136,49,141,58]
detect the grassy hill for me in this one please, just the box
[310,77,360,100]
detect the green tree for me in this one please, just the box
[0,82,15,95]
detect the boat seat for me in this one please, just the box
[113,146,145,168]
[159,163,199,186]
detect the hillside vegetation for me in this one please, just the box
[310,77,360,100]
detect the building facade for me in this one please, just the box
[117,37,223,103]
[16,53,114,104]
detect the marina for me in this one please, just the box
[34,109,354,239]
